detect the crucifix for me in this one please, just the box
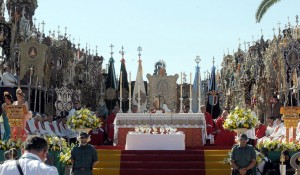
[41,21,45,34]
[33,17,37,27]
[119,46,125,59]
[64,26,67,38]
[57,26,60,39]
[277,21,281,34]
[109,44,114,58]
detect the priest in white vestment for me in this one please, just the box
[257,118,285,144]
[265,116,276,136]
[25,117,40,135]
[44,115,56,136]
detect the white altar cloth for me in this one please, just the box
[125,133,185,150]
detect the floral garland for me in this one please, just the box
[256,140,300,152]
[67,108,101,130]
[223,106,259,131]
[0,139,23,150]
[43,135,68,151]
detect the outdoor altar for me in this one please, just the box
[114,113,206,147]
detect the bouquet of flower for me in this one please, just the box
[59,144,74,165]
[43,135,68,151]
[256,140,300,151]
[223,149,264,164]
[0,139,23,150]
[223,106,259,131]
[67,108,101,130]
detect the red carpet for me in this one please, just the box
[120,150,205,175]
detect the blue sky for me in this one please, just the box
[33,0,300,82]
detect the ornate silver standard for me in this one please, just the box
[195,55,202,113]
[137,46,142,113]
[179,72,183,113]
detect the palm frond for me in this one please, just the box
[255,0,281,23]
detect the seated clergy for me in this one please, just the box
[38,114,49,135]
[53,116,64,137]
[44,114,57,136]
[25,113,42,135]
[59,116,77,144]
[265,116,275,137]
[268,118,285,141]
[257,118,285,144]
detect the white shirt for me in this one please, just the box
[0,152,58,175]
[2,71,17,86]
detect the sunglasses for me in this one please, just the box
[80,137,87,139]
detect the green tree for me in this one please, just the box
[255,0,281,22]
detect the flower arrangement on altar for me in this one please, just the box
[223,149,264,164]
[223,106,259,131]
[67,108,101,130]
[43,135,68,151]
[0,139,23,150]
[59,144,74,165]
[256,140,300,152]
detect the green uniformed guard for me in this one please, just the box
[71,131,98,175]
[230,133,256,175]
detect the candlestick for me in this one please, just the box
[190,72,192,98]
[198,69,201,113]
[180,72,183,98]
[189,72,192,113]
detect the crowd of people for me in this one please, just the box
[0,84,298,175]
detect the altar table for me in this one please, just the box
[125,133,185,150]
[114,113,206,147]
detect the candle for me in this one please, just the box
[120,71,123,99]
[190,72,192,98]
[129,71,131,98]
[180,72,182,98]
